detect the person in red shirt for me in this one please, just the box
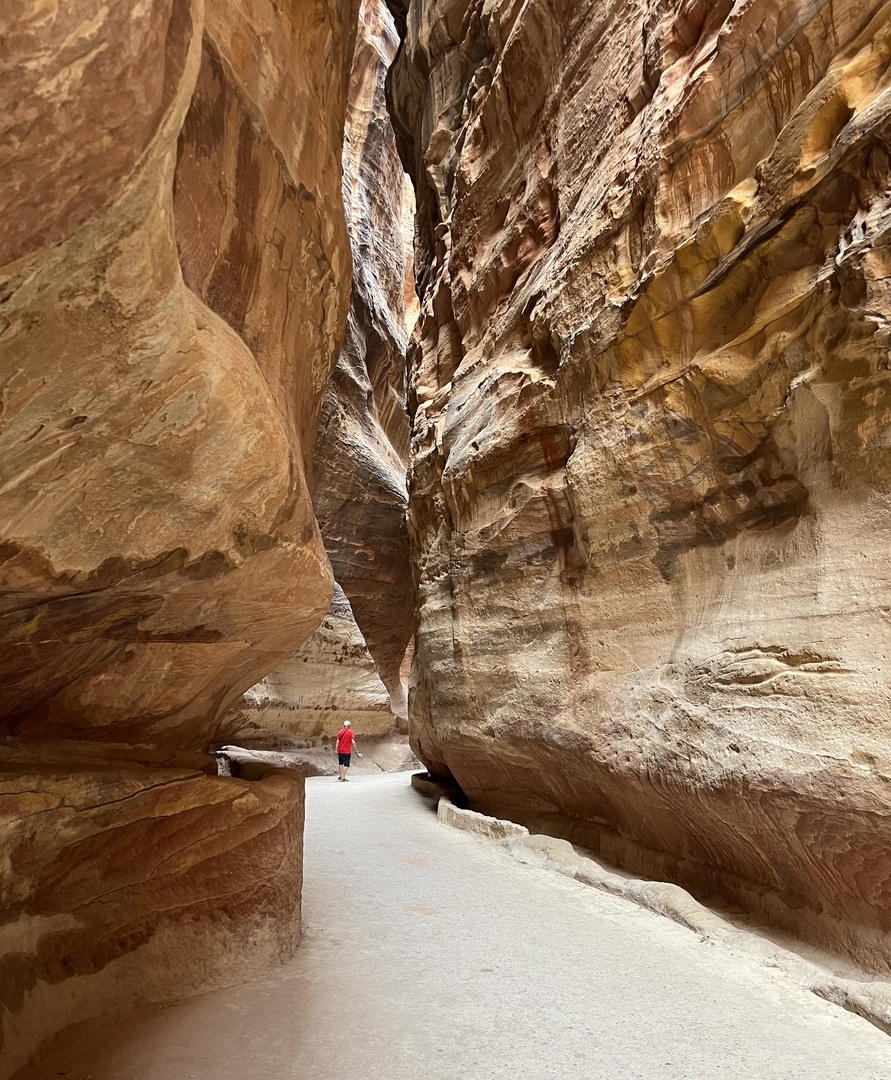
[336,721,359,781]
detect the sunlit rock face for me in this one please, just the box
[0,0,356,1072]
[390,0,891,971]
[235,585,396,741]
[313,0,417,719]
[0,0,360,747]
[246,0,418,733]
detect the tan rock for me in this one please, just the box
[390,0,891,971]
[174,0,357,486]
[235,584,396,741]
[245,0,417,736]
[312,0,417,716]
[0,0,357,1071]
[0,0,361,743]
[0,743,304,1078]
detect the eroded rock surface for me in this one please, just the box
[390,0,891,971]
[1,0,358,746]
[0,744,303,1077]
[235,585,395,742]
[243,0,417,738]
[0,0,356,1072]
[312,0,417,717]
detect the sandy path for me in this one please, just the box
[19,772,891,1079]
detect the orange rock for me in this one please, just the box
[390,0,891,972]
[0,0,356,1071]
[248,0,417,732]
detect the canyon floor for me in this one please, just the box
[18,773,891,1080]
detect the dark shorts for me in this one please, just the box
[338,753,352,767]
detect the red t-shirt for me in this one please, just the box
[337,728,355,754]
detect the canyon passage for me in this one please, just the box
[3,0,891,1077]
[12,774,891,1080]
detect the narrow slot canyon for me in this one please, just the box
[3,1,891,1077]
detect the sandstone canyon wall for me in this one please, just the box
[0,0,357,1073]
[320,0,416,719]
[238,583,396,739]
[234,0,417,744]
[390,0,891,971]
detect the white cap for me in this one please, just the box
[343,720,352,727]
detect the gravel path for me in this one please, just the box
[22,772,891,1079]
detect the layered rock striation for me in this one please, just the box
[390,0,891,971]
[0,742,304,1078]
[237,584,395,741]
[1,0,357,747]
[314,0,417,719]
[241,0,417,738]
[1,0,357,1072]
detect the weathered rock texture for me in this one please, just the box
[1,0,356,1073]
[390,0,891,972]
[239,0,417,739]
[236,584,395,740]
[312,0,417,718]
[0,745,303,1078]
[1,0,358,746]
